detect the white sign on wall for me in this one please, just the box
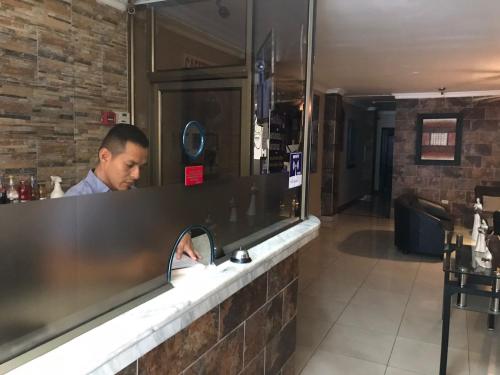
[288,152,302,189]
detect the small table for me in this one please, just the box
[440,244,500,375]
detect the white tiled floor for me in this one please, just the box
[296,214,500,375]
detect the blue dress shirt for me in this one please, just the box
[65,170,110,197]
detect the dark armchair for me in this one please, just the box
[394,194,454,257]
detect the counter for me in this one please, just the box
[6,216,320,375]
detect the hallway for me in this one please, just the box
[295,215,500,375]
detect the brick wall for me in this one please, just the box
[392,97,500,222]
[117,253,299,375]
[0,0,128,189]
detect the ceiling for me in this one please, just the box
[315,0,500,95]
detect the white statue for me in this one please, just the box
[247,184,257,216]
[472,198,483,242]
[473,219,492,269]
[229,197,238,223]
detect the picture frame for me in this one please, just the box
[415,113,463,165]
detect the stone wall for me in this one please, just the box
[392,97,500,221]
[0,0,128,189]
[117,253,299,375]
[321,93,342,216]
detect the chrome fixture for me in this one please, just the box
[230,247,252,264]
[166,224,216,282]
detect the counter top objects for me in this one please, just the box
[4,216,320,375]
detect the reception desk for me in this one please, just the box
[6,216,320,375]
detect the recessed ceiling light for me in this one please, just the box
[411,71,420,75]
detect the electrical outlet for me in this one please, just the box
[441,200,449,205]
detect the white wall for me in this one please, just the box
[337,103,377,207]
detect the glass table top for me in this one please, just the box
[443,244,500,279]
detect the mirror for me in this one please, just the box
[182,121,206,161]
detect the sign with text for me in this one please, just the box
[288,152,302,188]
[184,165,204,186]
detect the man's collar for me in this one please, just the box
[87,169,111,193]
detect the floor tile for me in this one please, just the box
[298,292,347,324]
[300,351,386,375]
[295,344,315,374]
[302,278,359,303]
[398,306,468,350]
[363,269,415,295]
[389,336,469,375]
[385,367,425,375]
[296,313,334,349]
[295,214,499,374]
[350,286,409,311]
[469,349,500,375]
[337,299,405,336]
[317,323,396,365]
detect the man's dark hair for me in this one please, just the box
[99,124,149,155]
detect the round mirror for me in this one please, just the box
[182,121,205,161]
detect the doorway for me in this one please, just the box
[154,79,250,185]
[378,127,394,216]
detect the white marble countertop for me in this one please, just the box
[6,216,320,375]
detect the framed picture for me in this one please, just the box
[416,113,463,165]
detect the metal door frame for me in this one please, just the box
[153,79,251,185]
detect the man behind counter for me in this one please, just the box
[66,124,199,261]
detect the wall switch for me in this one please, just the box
[116,112,130,124]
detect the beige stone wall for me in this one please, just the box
[392,97,500,222]
[0,0,128,189]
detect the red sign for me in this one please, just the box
[184,165,204,186]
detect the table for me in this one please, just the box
[440,242,500,375]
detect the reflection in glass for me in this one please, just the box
[252,0,309,176]
[0,0,313,366]
[182,121,205,161]
[154,0,247,71]
[161,86,242,183]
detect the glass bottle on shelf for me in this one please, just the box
[6,175,19,203]
[18,179,31,202]
[38,183,47,200]
[30,175,39,200]
[0,176,7,204]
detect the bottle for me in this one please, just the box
[6,175,19,203]
[50,176,64,198]
[18,179,31,202]
[38,183,47,200]
[0,176,7,204]
[30,175,39,201]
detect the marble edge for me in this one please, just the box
[8,216,320,375]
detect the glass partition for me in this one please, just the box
[0,0,314,367]
[154,0,247,70]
